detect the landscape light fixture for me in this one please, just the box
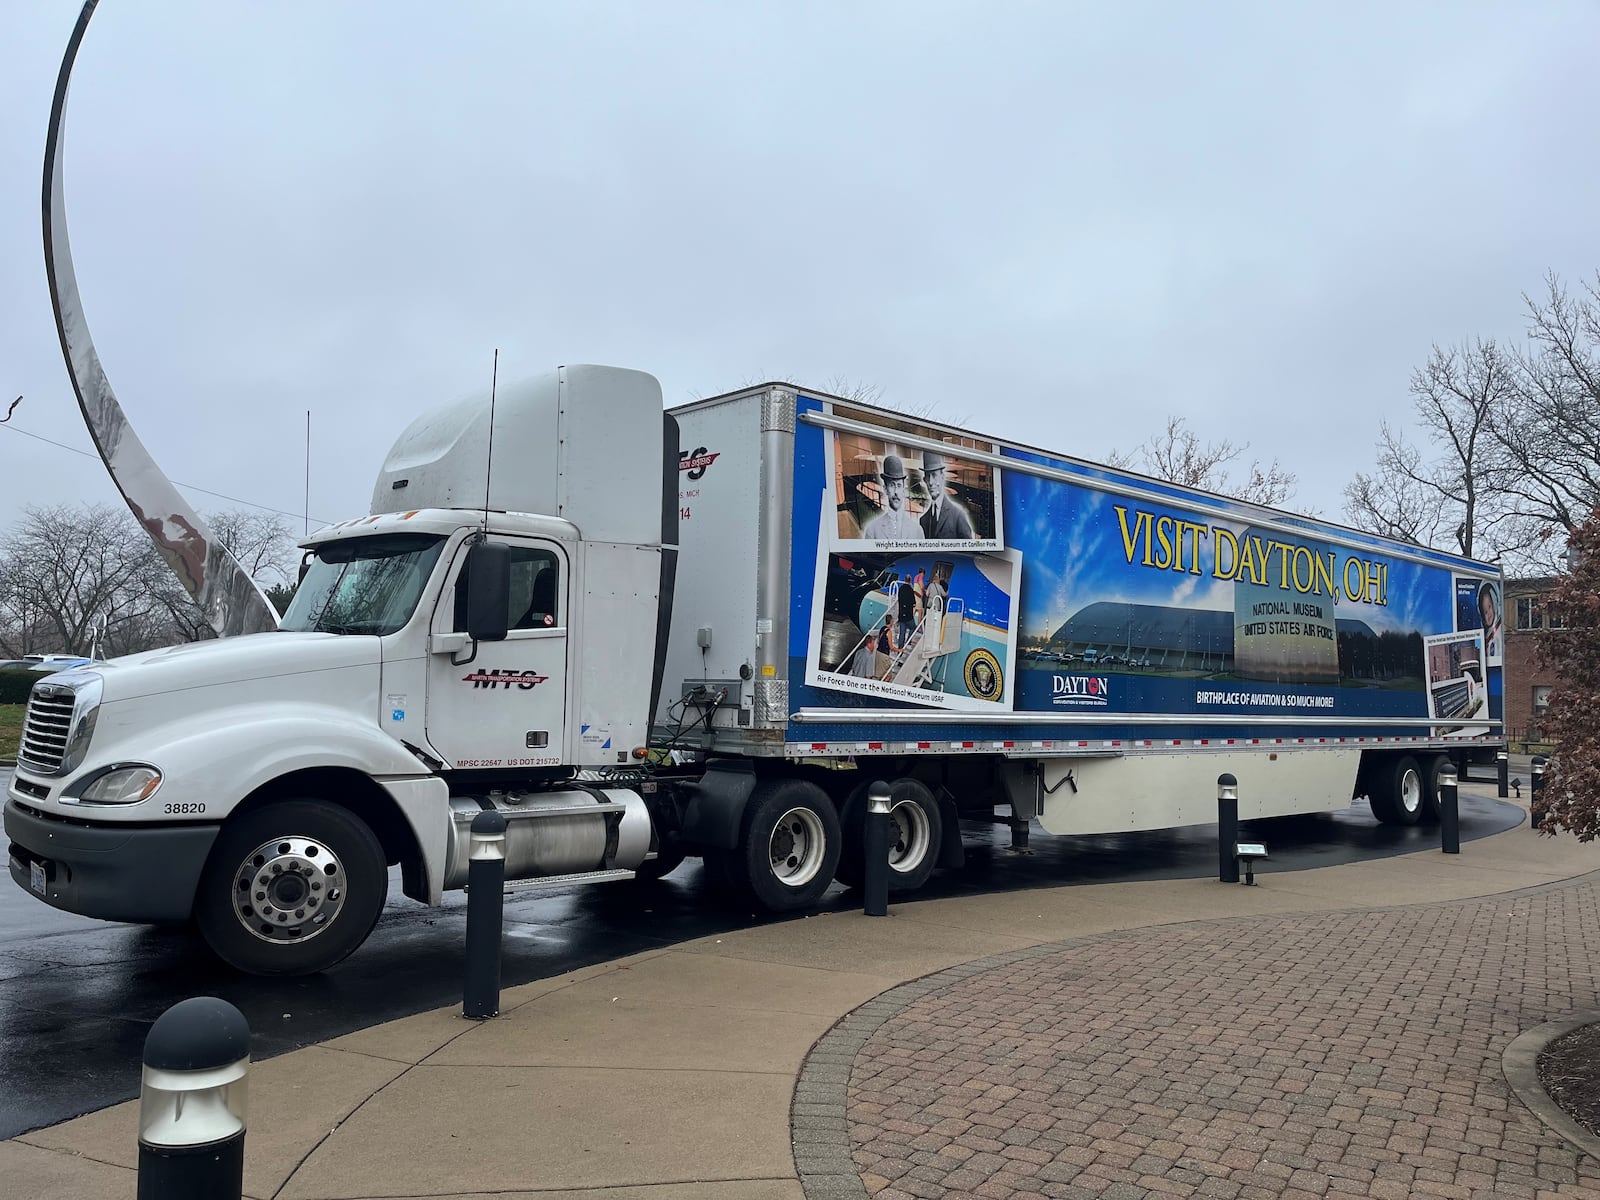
[1234,842,1268,885]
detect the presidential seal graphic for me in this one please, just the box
[962,648,1003,701]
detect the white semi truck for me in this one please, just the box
[5,367,1506,975]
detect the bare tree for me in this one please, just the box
[0,504,166,656]
[822,376,885,407]
[0,505,294,657]
[207,510,295,586]
[1346,275,1600,573]
[1491,274,1600,557]
[1341,426,1446,547]
[1107,416,1298,507]
[1343,340,1520,560]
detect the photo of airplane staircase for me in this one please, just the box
[887,596,965,689]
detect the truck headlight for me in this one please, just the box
[74,765,164,805]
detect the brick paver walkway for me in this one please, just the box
[796,877,1600,1199]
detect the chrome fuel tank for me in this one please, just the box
[441,787,652,891]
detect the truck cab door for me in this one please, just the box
[427,538,569,770]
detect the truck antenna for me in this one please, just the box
[482,348,499,528]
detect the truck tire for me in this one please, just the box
[1371,756,1425,827]
[726,779,840,912]
[195,800,387,976]
[1419,754,1451,823]
[835,777,942,894]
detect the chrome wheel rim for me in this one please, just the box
[887,798,932,875]
[768,807,827,888]
[231,835,345,943]
[1399,768,1423,816]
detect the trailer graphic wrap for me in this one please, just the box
[787,399,1500,736]
[1424,630,1487,734]
[800,406,1018,711]
[810,551,1019,709]
[827,411,1001,551]
[1453,574,1503,666]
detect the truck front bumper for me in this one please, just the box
[4,799,219,924]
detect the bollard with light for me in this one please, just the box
[863,781,891,917]
[137,996,250,1200]
[464,809,508,1019]
[1438,761,1459,854]
[1496,750,1509,799]
[1217,774,1239,884]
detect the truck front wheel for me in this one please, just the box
[195,800,387,976]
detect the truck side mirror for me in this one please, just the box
[297,552,312,585]
[464,541,510,642]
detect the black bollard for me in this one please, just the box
[1218,774,1239,884]
[1439,761,1459,854]
[138,997,249,1200]
[1531,755,1548,830]
[464,809,508,1019]
[1496,751,1509,799]
[863,781,891,917]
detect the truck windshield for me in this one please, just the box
[279,534,447,636]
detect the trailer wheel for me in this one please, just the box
[1371,756,1425,827]
[835,777,942,894]
[195,800,387,976]
[730,779,841,912]
[1419,754,1451,823]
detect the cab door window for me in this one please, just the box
[454,546,561,632]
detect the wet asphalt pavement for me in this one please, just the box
[0,766,1523,1139]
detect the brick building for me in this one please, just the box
[1503,576,1561,745]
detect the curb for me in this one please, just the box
[1502,1009,1600,1162]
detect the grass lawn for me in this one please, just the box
[0,704,22,761]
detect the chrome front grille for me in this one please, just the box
[18,683,87,775]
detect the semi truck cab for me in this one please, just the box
[5,365,681,975]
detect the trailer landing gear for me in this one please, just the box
[1008,818,1032,853]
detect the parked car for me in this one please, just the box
[0,656,92,673]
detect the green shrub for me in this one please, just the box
[0,670,40,705]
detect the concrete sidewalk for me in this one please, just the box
[5,784,1599,1199]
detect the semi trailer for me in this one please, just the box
[5,367,1505,974]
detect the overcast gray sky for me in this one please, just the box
[3,1,1597,541]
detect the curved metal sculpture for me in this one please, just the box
[43,0,280,637]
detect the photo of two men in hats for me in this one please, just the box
[860,448,979,542]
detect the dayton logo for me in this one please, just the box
[462,668,550,691]
[1051,675,1110,707]
[678,446,721,480]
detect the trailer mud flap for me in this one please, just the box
[679,759,757,850]
[936,789,965,868]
